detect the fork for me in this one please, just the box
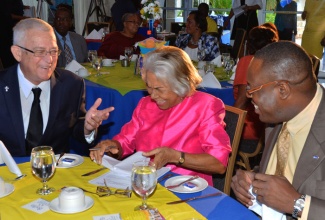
[166,175,199,189]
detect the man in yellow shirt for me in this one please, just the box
[231,41,325,219]
[198,3,218,33]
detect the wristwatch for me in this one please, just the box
[292,194,306,218]
[178,152,185,165]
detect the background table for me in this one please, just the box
[0,157,259,220]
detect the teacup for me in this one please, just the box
[131,54,138,62]
[121,59,130,67]
[59,187,85,211]
[0,177,5,195]
[76,68,89,77]
[102,59,113,66]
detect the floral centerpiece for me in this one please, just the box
[140,0,162,27]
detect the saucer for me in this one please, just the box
[55,154,84,168]
[103,64,115,67]
[49,196,94,214]
[0,183,15,198]
[165,175,208,193]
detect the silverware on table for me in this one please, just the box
[56,152,65,166]
[166,175,199,189]
[166,192,222,204]
[81,167,107,176]
[158,173,174,183]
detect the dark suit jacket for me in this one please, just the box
[56,31,88,68]
[0,65,89,156]
[260,86,325,219]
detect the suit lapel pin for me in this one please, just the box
[4,86,9,92]
[313,155,319,160]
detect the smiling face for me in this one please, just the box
[12,29,58,85]
[145,71,183,110]
[186,14,199,35]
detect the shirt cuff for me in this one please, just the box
[299,195,310,220]
[85,130,95,143]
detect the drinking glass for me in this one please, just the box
[222,53,230,68]
[102,27,110,41]
[88,50,97,67]
[30,146,56,195]
[225,58,235,78]
[124,47,134,62]
[131,160,157,210]
[92,55,103,77]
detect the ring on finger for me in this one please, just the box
[254,188,258,194]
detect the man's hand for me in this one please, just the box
[231,169,256,206]
[84,98,114,135]
[252,173,301,214]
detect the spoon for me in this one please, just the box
[56,152,65,166]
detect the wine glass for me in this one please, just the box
[131,160,157,210]
[124,47,134,62]
[88,50,97,67]
[102,27,110,41]
[30,146,56,195]
[225,58,235,78]
[92,55,103,77]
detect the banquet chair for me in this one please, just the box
[231,28,246,60]
[170,22,186,35]
[213,105,246,195]
[0,58,3,70]
[309,54,320,79]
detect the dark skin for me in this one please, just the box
[53,10,72,37]
[231,57,316,217]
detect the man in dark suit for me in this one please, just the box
[53,7,88,67]
[0,18,114,156]
[231,41,325,219]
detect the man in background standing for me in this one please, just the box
[198,2,218,33]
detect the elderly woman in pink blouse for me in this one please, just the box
[90,46,231,185]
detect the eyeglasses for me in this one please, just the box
[55,17,71,22]
[16,45,61,57]
[125,20,141,26]
[246,80,279,98]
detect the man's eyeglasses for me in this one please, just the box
[246,81,279,98]
[125,20,141,26]
[16,45,61,57]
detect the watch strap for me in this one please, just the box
[292,194,306,218]
[178,152,185,165]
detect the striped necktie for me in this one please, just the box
[62,36,73,65]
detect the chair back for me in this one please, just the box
[213,105,246,195]
[170,22,186,35]
[231,28,246,60]
[86,22,110,35]
[0,58,3,71]
[309,54,320,79]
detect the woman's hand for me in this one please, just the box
[143,147,179,169]
[89,140,121,164]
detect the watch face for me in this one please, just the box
[179,158,185,164]
[296,199,305,208]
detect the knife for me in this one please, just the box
[81,167,107,176]
[166,192,222,205]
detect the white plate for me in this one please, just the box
[55,154,84,168]
[49,196,94,214]
[103,64,115,67]
[0,183,14,198]
[165,175,208,193]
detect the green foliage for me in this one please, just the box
[210,0,232,14]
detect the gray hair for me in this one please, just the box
[142,46,202,97]
[13,18,53,45]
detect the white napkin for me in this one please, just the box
[199,72,222,89]
[211,55,222,67]
[65,60,84,74]
[85,29,102,40]
[0,140,23,177]
[248,186,286,220]
[119,55,125,60]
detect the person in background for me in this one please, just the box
[224,0,262,41]
[0,18,114,156]
[90,46,231,186]
[175,10,220,61]
[53,7,88,67]
[231,41,325,219]
[10,0,30,25]
[97,13,145,59]
[233,26,278,167]
[274,0,297,41]
[261,22,279,41]
[301,0,325,58]
[198,3,218,33]
[111,0,140,31]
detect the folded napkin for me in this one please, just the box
[65,60,84,74]
[0,140,23,177]
[211,55,222,67]
[248,186,286,220]
[85,29,102,40]
[199,72,222,89]
[119,55,125,60]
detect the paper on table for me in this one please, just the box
[211,55,222,67]
[89,151,170,188]
[0,140,23,177]
[85,29,102,40]
[248,186,286,220]
[199,72,222,89]
[65,60,84,74]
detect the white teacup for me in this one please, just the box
[0,177,5,196]
[102,58,113,66]
[131,54,138,62]
[197,61,206,69]
[59,187,85,211]
[76,68,89,77]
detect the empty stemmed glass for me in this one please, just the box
[30,146,56,195]
[131,160,157,210]
[102,27,110,41]
[124,47,134,62]
[92,55,103,77]
[225,58,235,78]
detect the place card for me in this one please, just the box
[22,198,50,214]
